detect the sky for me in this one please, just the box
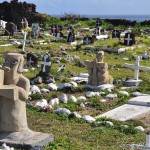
[0,0,150,15]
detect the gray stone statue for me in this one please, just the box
[85,51,113,86]
[0,53,30,132]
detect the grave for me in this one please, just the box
[55,31,64,41]
[96,20,102,27]
[123,56,150,86]
[124,33,135,46]
[22,31,27,53]
[83,36,96,45]
[112,30,120,39]
[95,95,150,121]
[51,24,57,35]
[0,20,7,29]
[26,53,39,67]
[67,26,75,43]
[84,51,113,89]
[0,53,53,149]
[5,22,17,36]
[21,18,28,29]
[31,23,40,39]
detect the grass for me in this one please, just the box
[0,24,150,150]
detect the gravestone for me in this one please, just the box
[27,53,38,67]
[51,24,57,35]
[0,53,54,149]
[84,51,113,86]
[67,26,75,43]
[5,22,17,36]
[22,32,27,53]
[0,20,7,29]
[112,30,120,39]
[31,23,40,38]
[56,25,62,32]
[96,20,102,27]
[83,35,96,44]
[21,18,28,29]
[124,33,135,46]
[55,31,64,41]
[123,56,150,86]
[94,27,100,36]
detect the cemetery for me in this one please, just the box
[0,0,150,150]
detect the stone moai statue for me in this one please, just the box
[0,53,30,132]
[84,51,113,86]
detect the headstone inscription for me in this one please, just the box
[124,33,135,46]
[67,26,75,43]
[112,30,120,39]
[84,51,113,86]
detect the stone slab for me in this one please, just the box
[123,79,142,87]
[128,96,150,107]
[95,104,150,121]
[0,130,54,149]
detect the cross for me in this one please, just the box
[96,21,101,27]
[28,57,34,66]
[123,56,150,80]
[41,55,51,72]
[113,31,117,37]
[84,37,89,44]
[22,32,27,52]
[52,25,56,33]
[125,34,132,45]
[21,19,25,27]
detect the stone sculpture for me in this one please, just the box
[0,53,30,132]
[85,51,113,86]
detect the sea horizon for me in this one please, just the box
[51,14,150,22]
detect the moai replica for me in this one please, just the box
[124,33,135,46]
[26,53,39,67]
[85,51,113,86]
[0,53,53,149]
[33,53,54,84]
[67,26,75,43]
[21,18,28,29]
[112,30,120,39]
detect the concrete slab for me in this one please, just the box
[128,96,150,106]
[95,104,150,121]
[0,130,54,149]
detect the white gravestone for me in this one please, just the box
[22,32,27,53]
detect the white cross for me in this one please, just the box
[123,56,150,80]
[41,55,51,72]
[28,57,34,66]
[125,34,133,45]
[84,37,89,44]
[21,20,25,27]
[52,25,56,33]
[113,31,117,36]
[22,32,27,52]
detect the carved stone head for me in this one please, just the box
[2,53,24,85]
[96,51,104,62]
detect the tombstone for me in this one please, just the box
[55,31,64,41]
[0,20,7,29]
[83,35,96,45]
[84,51,113,86]
[5,22,17,36]
[124,33,135,46]
[22,32,27,53]
[94,27,100,36]
[142,51,149,60]
[112,30,120,39]
[56,25,62,32]
[0,53,54,149]
[123,56,150,86]
[21,18,28,29]
[35,53,54,84]
[67,26,75,43]
[96,20,102,27]
[27,53,39,67]
[100,28,105,34]
[51,24,57,35]
[31,23,40,38]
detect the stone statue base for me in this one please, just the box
[0,130,54,149]
[85,84,115,91]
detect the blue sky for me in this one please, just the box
[1,0,150,15]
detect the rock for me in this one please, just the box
[70,81,78,87]
[32,76,43,84]
[82,115,96,123]
[86,91,100,98]
[105,94,117,100]
[72,112,81,118]
[49,98,59,106]
[31,67,35,71]
[30,85,41,94]
[0,143,14,150]
[118,91,129,96]
[35,99,48,108]
[132,92,148,97]
[69,95,77,102]
[80,103,85,108]
[54,108,71,115]
[100,99,107,103]
[23,68,29,73]
[48,83,58,91]
[59,94,68,103]
[77,96,87,101]
[97,121,114,126]
[64,83,72,88]
[41,88,50,93]
[135,126,145,131]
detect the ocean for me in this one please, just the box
[52,14,150,22]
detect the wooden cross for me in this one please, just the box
[123,56,150,80]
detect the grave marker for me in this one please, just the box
[124,33,135,46]
[112,30,120,38]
